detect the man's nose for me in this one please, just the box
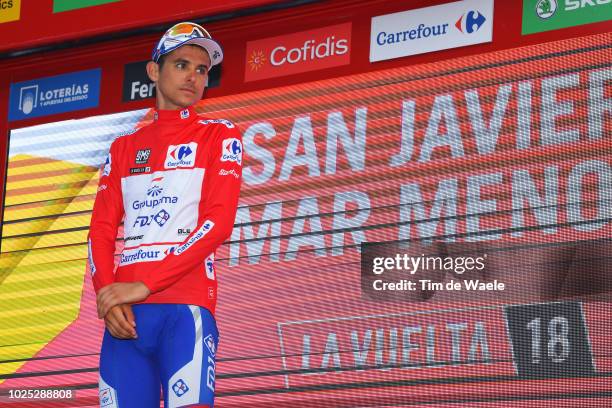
[185,69,196,82]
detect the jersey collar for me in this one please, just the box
[153,106,197,123]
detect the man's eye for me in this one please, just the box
[197,67,208,74]
[176,62,185,69]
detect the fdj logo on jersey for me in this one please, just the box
[221,138,243,165]
[455,10,486,33]
[165,142,197,169]
[133,209,171,228]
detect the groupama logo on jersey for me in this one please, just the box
[455,10,487,33]
[133,178,178,210]
[221,138,243,165]
[165,142,197,169]
[146,176,164,197]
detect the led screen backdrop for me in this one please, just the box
[0,31,610,406]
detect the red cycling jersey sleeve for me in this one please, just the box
[140,126,242,293]
[88,139,125,294]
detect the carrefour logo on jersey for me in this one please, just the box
[165,142,197,169]
[245,23,351,82]
[175,220,215,255]
[370,0,493,63]
[221,138,243,165]
[120,248,163,266]
[8,69,101,121]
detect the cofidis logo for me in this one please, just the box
[8,69,101,121]
[370,0,493,63]
[245,23,351,82]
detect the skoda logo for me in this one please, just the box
[536,0,557,19]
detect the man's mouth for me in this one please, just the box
[180,88,196,94]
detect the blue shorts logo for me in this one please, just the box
[204,334,217,357]
[172,379,190,397]
[99,388,113,406]
[9,69,101,121]
[455,10,486,33]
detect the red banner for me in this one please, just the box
[0,0,283,53]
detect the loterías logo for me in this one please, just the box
[245,23,352,82]
[455,10,487,33]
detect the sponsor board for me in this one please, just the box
[122,60,220,102]
[9,69,101,121]
[370,0,493,62]
[53,0,120,13]
[278,305,513,388]
[245,23,351,82]
[0,0,20,24]
[522,0,612,34]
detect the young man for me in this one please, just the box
[88,22,242,407]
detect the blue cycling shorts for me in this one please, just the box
[98,304,218,407]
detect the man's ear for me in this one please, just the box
[146,61,159,82]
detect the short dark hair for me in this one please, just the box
[156,53,168,70]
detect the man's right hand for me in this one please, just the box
[104,304,137,339]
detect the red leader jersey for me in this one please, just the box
[88,106,242,314]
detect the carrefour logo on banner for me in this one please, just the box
[165,142,197,169]
[8,69,101,121]
[370,0,493,63]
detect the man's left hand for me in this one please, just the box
[97,282,151,318]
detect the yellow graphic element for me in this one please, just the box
[248,50,267,72]
[0,0,20,24]
[0,153,99,382]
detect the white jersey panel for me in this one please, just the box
[121,168,204,248]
